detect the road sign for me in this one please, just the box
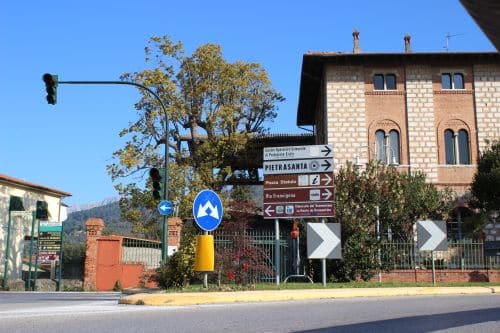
[417,220,448,251]
[38,221,63,263]
[158,200,174,216]
[264,144,333,161]
[263,144,335,219]
[264,188,333,203]
[307,223,341,259]
[264,202,335,219]
[264,173,333,189]
[263,159,333,175]
[193,190,223,231]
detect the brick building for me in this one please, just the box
[296,33,499,237]
[297,33,498,193]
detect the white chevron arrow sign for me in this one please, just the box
[417,220,448,251]
[307,223,341,259]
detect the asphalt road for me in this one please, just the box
[0,293,499,332]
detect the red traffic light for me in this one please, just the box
[43,73,55,86]
[149,167,161,181]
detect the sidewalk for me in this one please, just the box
[120,286,500,306]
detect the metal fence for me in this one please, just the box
[121,237,162,270]
[212,230,291,282]
[381,240,500,270]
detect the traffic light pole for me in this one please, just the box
[57,80,170,264]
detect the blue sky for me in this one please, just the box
[0,1,495,207]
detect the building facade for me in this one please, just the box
[0,173,70,289]
[297,36,499,196]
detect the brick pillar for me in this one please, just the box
[168,217,183,248]
[83,218,105,291]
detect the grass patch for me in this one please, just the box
[158,281,499,293]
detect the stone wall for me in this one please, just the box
[325,65,367,168]
[405,65,439,182]
[474,64,500,152]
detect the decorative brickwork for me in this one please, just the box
[325,65,367,168]
[406,66,438,181]
[83,218,104,291]
[474,64,500,152]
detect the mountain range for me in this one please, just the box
[64,200,131,243]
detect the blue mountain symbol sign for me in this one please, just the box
[193,189,223,231]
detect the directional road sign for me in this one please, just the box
[263,159,333,175]
[307,223,341,259]
[264,173,333,189]
[417,220,448,251]
[263,144,335,219]
[158,200,174,216]
[264,202,335,219]
[193,190,223,232]
[264,144,333,161]
[264,188,333,203]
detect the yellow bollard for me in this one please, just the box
[194,235,214,271]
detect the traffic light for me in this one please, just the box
[36,200,49,220]
[42,73,58,105]
[149,167,165,201]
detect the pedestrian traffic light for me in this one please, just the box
[42,73,58,105]
[149,167,165,201]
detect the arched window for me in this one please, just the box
[389,130,400,164]
[458,130,470,165]
[453,73,464,89]
[445,129,455,165]
[375,130,386,162]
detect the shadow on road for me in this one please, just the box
[296,307,500,333]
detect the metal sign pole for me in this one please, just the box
[321,218,327,287]
[431,251,436,286]
[203,230,208,289]
[2,211,12,289]
[275,218,280,285]
[27,212,36,290]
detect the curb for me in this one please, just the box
[120,286,500,306]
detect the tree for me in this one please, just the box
[212,201,272,285]
[107,36,283,234]
[328,161,454,282]
[471,140,500,212]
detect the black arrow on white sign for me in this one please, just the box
[321,145,332,157]
[321,160,331,170]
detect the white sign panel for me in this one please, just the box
[263,159,333,175]
[264,145,333,161]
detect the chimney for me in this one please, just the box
[404,34,412,53]
[353,29,361,54]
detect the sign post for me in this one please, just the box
[417,220,448,286]
[263,145,335,285]
[193,190,223,289]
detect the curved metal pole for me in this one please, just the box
[58,80,170,264]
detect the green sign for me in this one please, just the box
[38,221,62,262]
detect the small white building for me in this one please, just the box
[0,173,70,289]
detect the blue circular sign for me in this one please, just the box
[193,190,223,231]
[158,200,174,216]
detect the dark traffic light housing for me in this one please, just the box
[43,73,58,105]
[149,167,165,201]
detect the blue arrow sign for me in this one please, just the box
[193,190,223,231]
[158,200,174,216]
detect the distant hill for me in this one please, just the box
[64,201,131,243]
